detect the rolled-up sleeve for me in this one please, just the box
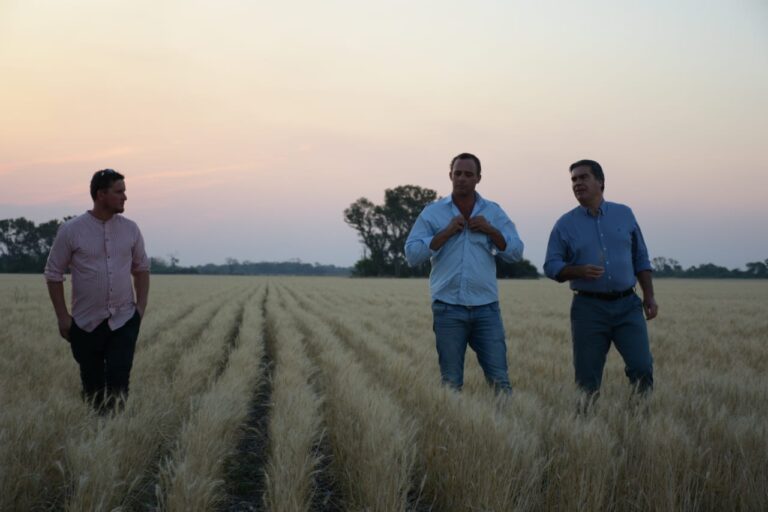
[44,224,71,282]
[405,213,434,267]
[131,226,150,274]
[494,210,524,262]
[630,214,652,274]
[544,225,568,282]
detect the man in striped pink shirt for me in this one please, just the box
[45,169,150,413]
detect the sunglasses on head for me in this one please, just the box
[98,169,117,177]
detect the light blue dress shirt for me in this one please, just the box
[544,200,652,293]
[405,193,524,306]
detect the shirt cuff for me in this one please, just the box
[423,236,439,255]
[545,261,567,282]
[43,269,65,282]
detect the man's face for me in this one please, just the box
[97,179,127,213]
[570,166,602,205]
[449,158,481,196]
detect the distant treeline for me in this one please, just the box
[652,257,768,279]
[2,216,767,278]
[0,216,349,276]
[150,256,350,276]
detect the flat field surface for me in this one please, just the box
[1,275,766,511]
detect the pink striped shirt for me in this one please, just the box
[44,212,150,332]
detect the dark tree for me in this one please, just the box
[0,216,73,272]
[344,185,437,276]
[745,260,768,278]
[343,197,389,274]
[652,256,683,277]
[496,256,539,278]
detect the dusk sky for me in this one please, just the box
[2,0,767,270]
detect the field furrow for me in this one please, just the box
[276,284,419,512]
[263,283,325,512]
[221,287,276,511]
[282,282,546,511]
[158,285,267,511]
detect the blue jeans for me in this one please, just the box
[570,293,653,394]
[432,301,512,393]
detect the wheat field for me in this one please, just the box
[0,274,766,511]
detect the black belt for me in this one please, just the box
[574,288,635,301]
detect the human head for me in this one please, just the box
[90,169,127,214]
[569,159,604,191]
[450,153,482,177]
[449,153,481,197]
[90,169,125,200]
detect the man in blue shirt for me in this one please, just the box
[544,159,657,401]
[405,153,524,393]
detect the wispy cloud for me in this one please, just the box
[139,163,252,182]
[0,146,139,175]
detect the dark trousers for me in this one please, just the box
[69,311,141,412]
[570,293,653,395]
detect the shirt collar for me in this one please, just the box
[86,210,117,224]
[578,199,606,217]
[441,191,486,208]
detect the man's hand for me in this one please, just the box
[430,215,466,251]
[643,296,658,320]
[136,303,146,319]
[468,215,494,234]
[469,215,508,251]
[57,315,73,341]
[556,264,605,282]
[446,215,466,235]
[579,264,605,280]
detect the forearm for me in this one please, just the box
[133,271,150,311]
[556,266,583,281]
[636,270,654,298]
[429,228,457,251]
[488,228,507,252]
[46,281,69,319]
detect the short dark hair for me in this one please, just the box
[569,159,604,191]
[450,153,482,176]
[90,169,125,200]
